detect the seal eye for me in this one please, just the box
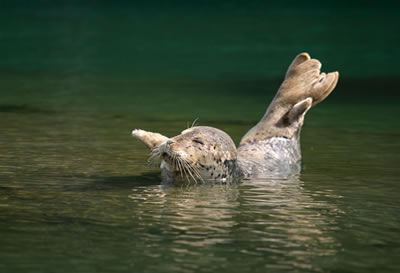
[192,139,204,145]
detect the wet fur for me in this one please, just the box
[152,127,238,184]
[132,53,339,184]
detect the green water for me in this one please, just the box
[1,2,400,273]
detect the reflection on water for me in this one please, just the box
[125,177,343,272]
[1,104,400,272]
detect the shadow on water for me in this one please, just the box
[0,104,55,114]
[61,172,162,192]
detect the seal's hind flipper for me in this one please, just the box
[240,53,339,145]
[283,53,339,107]
[131,129,169,149]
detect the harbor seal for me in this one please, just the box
[132,53,339,183]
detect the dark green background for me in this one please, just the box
[1,1,400,273]
[1,0,400,120]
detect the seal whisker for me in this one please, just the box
[179,158,197,185]
[176,156,192,184]
[174,155,185,179]
[182,161,197,185]
[189,162,203,181]
[148,146,161,166]
[170,153,182,176]
[191,118,199,128]
[182,159,203,184]
[184,165,197,185]
[186,162,204,183]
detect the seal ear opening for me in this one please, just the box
[287,97,313,124]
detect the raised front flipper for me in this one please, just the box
[131,129,169,149]
[240,52,339,144]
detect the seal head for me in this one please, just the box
[148,126,238,183]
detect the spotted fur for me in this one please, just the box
[132,53,339,184]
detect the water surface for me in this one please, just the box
[1,2,400,273]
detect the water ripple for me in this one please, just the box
[1,113,400,272]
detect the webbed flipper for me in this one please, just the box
[240,52,339,145]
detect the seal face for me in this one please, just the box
[150,126,238,183]
[132,52,339,184]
